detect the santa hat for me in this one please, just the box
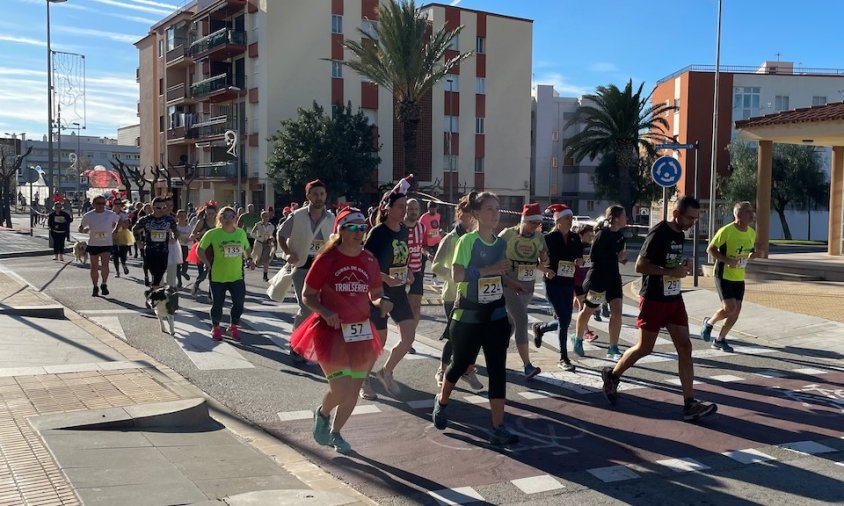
[282,206,291,213]
[333,206,367,234]
[383,174,413,209]
[521,203,543,223]
[548,203,573,221]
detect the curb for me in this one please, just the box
[30,398,210,432]
[0,305,66,319]
[0,249,65,260]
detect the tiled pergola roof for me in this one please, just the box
[735,101,844,129]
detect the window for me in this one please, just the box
[443,154,457,171]
[331,61,343,78]
[444,76,459,91]
[475,117,485,134]
[360,19,378,40]
[774,95,790,111]
[551,156,558,168]
[733,86,760,119]
[159,116,164,132]
[475,77,485,95]
[447,34,459,50]
[474,157,484,173]
[586,200,595,212]
[331,14,343,34]
[673,98,681,112]
[158,78,164,95]
[361,108,377,125]
[158,39,164,56]
[475,36,485,54]
[551,130,559,141]
[166,27,176,51]
[444,115,458,133]
[813,96,828,106]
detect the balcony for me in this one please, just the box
[189,28,246,60]
[194,161,245,179]
[165,39,189,66]
[166,126,188,144]
[198,0,247,19]
[190,73,244,103]
[166,83,190,103]
[187,115,236,140]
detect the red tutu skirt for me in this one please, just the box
[186,242,202,265]
[290,313,383,373]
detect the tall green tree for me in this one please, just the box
[592,152,662,210]
[341,0,472,176]
[720,141,828,240]
[266,102,381,203]
[565,80,676,216]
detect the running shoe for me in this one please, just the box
[532,322,543,348]
[711,338,734,353]
[227,324,241,342]
[100,284,109,296]
[700,317,713,342]
[461,369,484,390]
[524,363,541,380]
[359,378,378,400]
[434,369,444,388]
[144,278,151,287]
[263,272,269,282]
[376,368,401,397]
[683,399,718,422]
[91,285,98,297]
[571,336,585,357]
[559,360,575,372]
[191,284,198,296]
[211,326,223,341]
[182,271,189,280]
[408,347,417,355]
[489,425,519,447]
[583,330,599,342]
[123,265,129,275]
[313,407,331,446]
[593,309,602,322]
[115,271,120,278]
[606,345,622,360]
[601,366,619,405]
[601,303,610,318]
[432,394,448,430]
[329,432,352,454]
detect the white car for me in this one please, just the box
[572,215,597,229]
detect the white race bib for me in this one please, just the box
[581,255,593,269]
[557,261,576,278]
[389,266,407,284]
[342,320,373,343]
[517,264,537,282]
[223,244,243,257]
[586,290,605,305]
[735,255,749,269]
[54,216,65,224]
[150,230,168,242]
[663,276,681,296]
[308,240,324,256]
[478,276,503,303]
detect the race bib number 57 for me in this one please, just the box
[342,320,373,342]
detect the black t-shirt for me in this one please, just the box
[48,211,72,235]
[587,228,625,279]
[544,230,583,286]
[136,215,178,254]
[639,221,687,301]
[364,222,409,290]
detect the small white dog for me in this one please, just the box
[146,286,179,336]
[73,241,89,265]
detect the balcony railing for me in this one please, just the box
[194,162,245,179]
[167,126,187,141]
[186,115,237,139]
[189,28,246,58]
[165,39,188,63]
[166,83,187,102]
[190,73,244,99]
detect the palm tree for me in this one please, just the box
[341,0,473,177]
[565,79,676,216]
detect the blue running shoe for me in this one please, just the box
[490,425,520,447]
[607,345,622,360]
[313,407,331,446]
[571,336,585,357]
[329,432,352,454]
[524,363,541,380]
[700,317,713,342]
[432,394,448,430]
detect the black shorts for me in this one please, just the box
[86,245,112,256]
[715,278,745,301]
[370,286,414,329]
[408,261,426,296]
[582,275,623,308]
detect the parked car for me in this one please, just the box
[573,215,597,230]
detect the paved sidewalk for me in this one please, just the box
[0,263,371,505]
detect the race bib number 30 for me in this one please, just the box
[342,320,373,343]
[478,276,503,303]
[663,276,681,296]
[308,240,324,256]
[557,261,576,278]
[389,267,407,284]
[517,264,536,282]
[223,244,243,257]
[150,230,167,242]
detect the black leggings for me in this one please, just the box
[445,318,510,399]
[210,279,246,327]
[441,301,455,366]
[144,249,168,287]
[51,232,67,254]
[112,245,130,270]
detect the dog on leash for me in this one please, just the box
[145,286,179,336]
[73,241,89,265]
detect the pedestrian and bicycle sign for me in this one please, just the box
[651,156,682,187]
[655,143,696,150]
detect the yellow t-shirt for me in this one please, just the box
[711,223,756,282]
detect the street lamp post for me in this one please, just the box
[446,77,455,223]
[707,0,722,259]
[46,0,67,203]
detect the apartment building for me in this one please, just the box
[136,0,533,210]
[531,84,609,217]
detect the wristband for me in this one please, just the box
[467,266,481,282]
[380,295,392,302]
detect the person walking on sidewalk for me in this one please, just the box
[290,207,391,454]
[111,200,134,278]
[187,202,218,297]
[601,196,717,422]
[47,201,72,262]
[133,197,179,292]
[363,176,416,400]
[277,180,335,362]
[499,203,550,380]
[431,195,482,390]
[533,204,582,372]
[700,201,758,352]
[79,196,120,297]
[572,205,628,359]
[197,206,253,342]
[432,191,522,447]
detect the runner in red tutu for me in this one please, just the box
[290,207,393,454]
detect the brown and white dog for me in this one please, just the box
[145,286,179,336]
[73,241,89,265]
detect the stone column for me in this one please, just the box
[829,146,844,256]
[755,141,773,258]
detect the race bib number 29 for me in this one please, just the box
[664,276,681,296]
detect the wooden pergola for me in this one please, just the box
[735,102,844,257]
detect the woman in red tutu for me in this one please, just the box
[290,207,393,454]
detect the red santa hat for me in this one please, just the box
[382,174,413,209]
[549,203,573,221]
[521,203,543,223]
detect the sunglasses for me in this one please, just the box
[221,212,236,220]
[341,223,369,232]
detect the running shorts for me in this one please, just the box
[86,245,112,256]
[714,278,745,301]
[636,296,689,332]
[370,286,414,329]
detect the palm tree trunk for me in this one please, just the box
[398,101,420,176]
[618,164,633,218]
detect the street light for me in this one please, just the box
[46,0,67,203]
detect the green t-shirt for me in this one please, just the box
[451,231,508,322]
[198,227,250,283]
[499,225,547,283]
[239,213,260,234]
[711,223,756,282]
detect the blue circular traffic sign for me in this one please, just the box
[651,156,682,187]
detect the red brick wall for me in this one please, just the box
[361,82,378,109]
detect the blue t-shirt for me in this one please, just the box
[451,231,507,322]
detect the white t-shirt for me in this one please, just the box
[81,210,119,247]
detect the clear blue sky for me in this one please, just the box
[2,0,841,139]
